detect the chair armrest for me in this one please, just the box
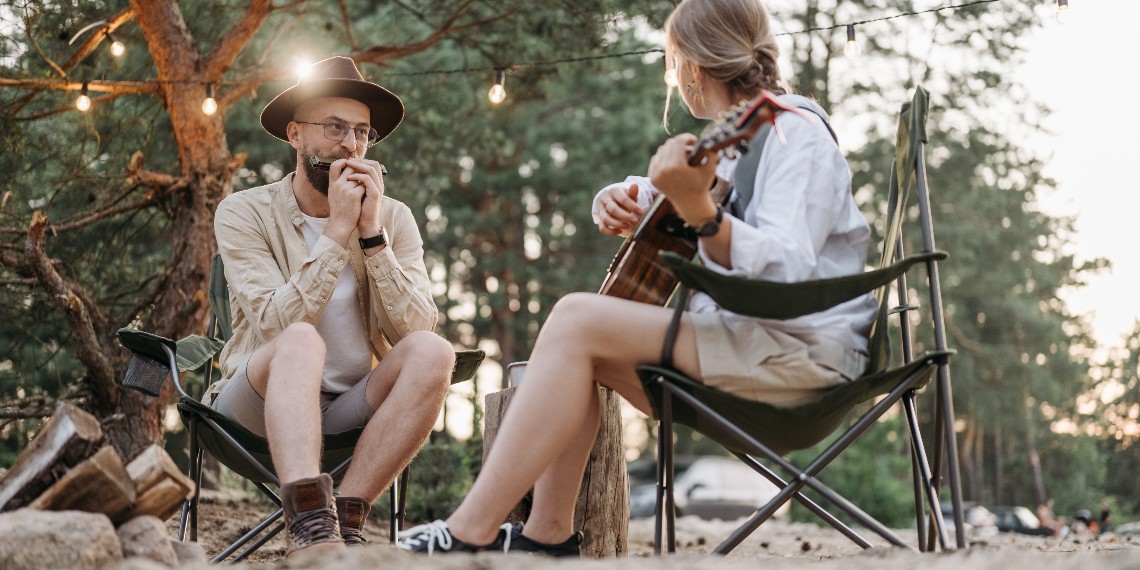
[451,349,486,385]
[661,250,948,320]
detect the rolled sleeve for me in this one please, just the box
[366,201,438,340]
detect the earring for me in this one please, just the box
[685,80,704,99]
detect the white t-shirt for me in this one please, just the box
[300,213,375,393]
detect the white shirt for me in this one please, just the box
[299,213,376,393]
[592,95,876,353]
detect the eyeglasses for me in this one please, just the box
[295,120,381,148]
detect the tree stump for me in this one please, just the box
[483,381,628,557]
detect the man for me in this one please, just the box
[209,56,455,557]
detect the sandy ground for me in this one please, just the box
[125,490,1140,570]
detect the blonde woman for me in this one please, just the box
[400,0,876,555]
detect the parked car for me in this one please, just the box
[991,506,1054,536]
[628,456,789,521]
[939,501,998,538]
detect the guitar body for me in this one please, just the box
[594,90,803,306]
[597,194,697,305]
[598,177,732,305]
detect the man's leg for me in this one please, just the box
[335,330,455,502]
[241,322,343,556]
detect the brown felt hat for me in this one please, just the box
[260,56,404,144]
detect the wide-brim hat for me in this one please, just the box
[260,56,404,144]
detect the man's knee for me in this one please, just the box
[398,331,455,384]
[278,322,326,357]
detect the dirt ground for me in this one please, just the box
[130,489,1140,570]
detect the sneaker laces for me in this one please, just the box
[397,520,516,554]
[398,520,453,555]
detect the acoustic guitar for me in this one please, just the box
[597,91,807,305]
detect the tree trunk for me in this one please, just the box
[1023,389,1047,506]
[483,384,628,557]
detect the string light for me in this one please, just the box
[107,31,125,57]
[664,67,678,88]
[76,82,91,112]
[844,24,862,58]
[201,83,218,116]
[1055,0,1070,24]
[488,68,506,104]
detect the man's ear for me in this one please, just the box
[286,122,303,150]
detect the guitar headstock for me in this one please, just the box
[687,90,808,166]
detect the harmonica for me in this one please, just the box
[309,156,387,175]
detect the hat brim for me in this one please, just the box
[260,78,404,144]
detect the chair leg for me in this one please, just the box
[180,419,202,543]
[398,467,410,534]
[662,388,676,554]
[210,509,284,565]
[653,413,666,555]
[904,391,948,551]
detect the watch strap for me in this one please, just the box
[358,229,387,249]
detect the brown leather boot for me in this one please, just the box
[336,496,372,546]
[281,474,344,557]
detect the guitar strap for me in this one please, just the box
[728,105,839,218]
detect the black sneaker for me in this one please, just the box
[397,520,511,555]
[505,523,583,557]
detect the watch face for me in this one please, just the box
[697,220,720,237]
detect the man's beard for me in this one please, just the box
[300,148,349,196]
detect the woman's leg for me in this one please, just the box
[444,293,701,545]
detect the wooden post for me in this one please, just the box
[483,384,628,557]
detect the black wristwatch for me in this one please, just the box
[358,227,388,249]
[690,206,724,238]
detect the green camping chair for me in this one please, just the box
[640,86,966,554]
[117,254,484,564]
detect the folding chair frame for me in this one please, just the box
[645,89,967,555]
[154,339,411,565]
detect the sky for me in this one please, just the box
[1019,0,1140,349]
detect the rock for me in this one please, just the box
[118,515,178,566]
[169,539,207,565]
[0,509,122,570]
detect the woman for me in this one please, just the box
[400,0,876,555]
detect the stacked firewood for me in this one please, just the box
[0,402,199,568]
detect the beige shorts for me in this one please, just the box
[689,312,867,408]
[209,357,375,438]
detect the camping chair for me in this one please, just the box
[640,86,966,554]
[117,253,485,564]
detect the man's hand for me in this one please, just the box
[325,159,365,244]
[342,158,386,238]
[596,184,643,237]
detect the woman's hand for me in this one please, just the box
[648,133,719,224]
[596,184,643,236]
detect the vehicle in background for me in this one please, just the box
[628,456,789,521]
[990,506,1054,536]
[940,501,998,538]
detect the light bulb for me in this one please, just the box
[1054,0,1070,24]
[295,57,313,81]
[488,84,506,104]
[76,82,91,112]
[844,25,862,58]
[202,84,218,115]
[488,69,506,105]
[111,40,125,57]
[664,68,678,88]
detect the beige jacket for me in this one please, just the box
[207,173,437,404]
